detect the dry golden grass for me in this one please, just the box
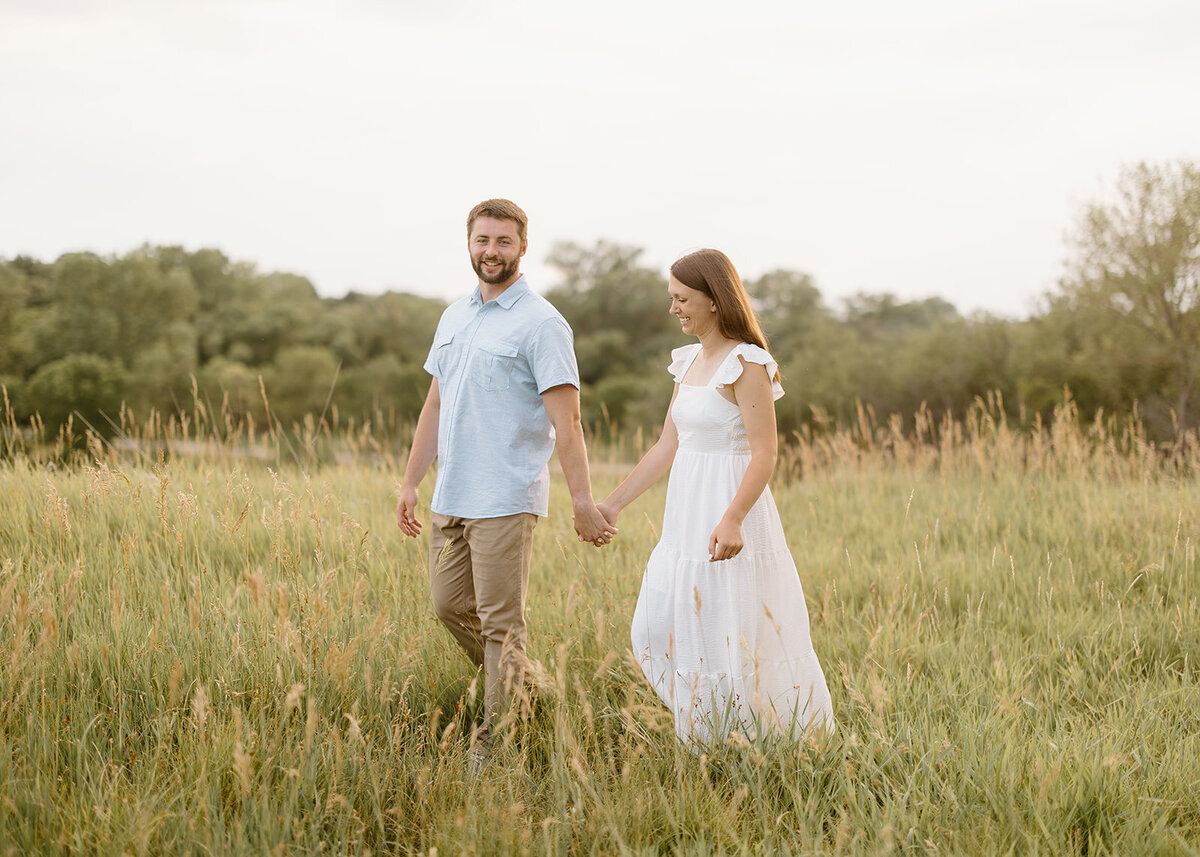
[1,395,1199,855]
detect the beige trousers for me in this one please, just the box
[428,512,538,737]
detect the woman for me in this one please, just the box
[597,249,834,746]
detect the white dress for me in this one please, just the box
[630,342,835,745]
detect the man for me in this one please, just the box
[396,198,615,759]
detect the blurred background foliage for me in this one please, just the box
[2,160,1198,442]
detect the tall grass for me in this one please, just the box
[1,395,1198,855]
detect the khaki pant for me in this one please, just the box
[428,512,538,737]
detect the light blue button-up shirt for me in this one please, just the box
[423,276,579,519]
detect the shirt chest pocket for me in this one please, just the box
[433,332,462,378]
[470,340,521,392]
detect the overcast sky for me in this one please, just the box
[2,0,1197,318]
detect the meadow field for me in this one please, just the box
[1,400,1199,855]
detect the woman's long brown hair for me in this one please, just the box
[669,248,779,381]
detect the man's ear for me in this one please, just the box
[520,241,528,257]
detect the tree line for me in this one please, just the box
[2,161,1198,443]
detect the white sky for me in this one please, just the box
[2,0,1197,319]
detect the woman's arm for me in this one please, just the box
[597,386,681,524]
[708,357,777,561]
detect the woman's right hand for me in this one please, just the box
[596,499,620,529]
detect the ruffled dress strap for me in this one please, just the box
[668,344,702,383]
[714,343,785,401]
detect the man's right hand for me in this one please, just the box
[396,486,422,537]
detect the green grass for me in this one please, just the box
[1,401,1199,855]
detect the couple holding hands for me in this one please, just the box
[396,199,833,762]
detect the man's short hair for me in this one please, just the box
[467,199,528,243]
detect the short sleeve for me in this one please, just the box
[423,317,451,378]
[714,343,784,400]
[528,316,580,393]
[668,344,701,383]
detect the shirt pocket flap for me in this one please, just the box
[480,341,520,359]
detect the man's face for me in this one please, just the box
[468,216,526,286]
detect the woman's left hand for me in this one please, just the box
[708,517,744,562]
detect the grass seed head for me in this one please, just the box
[191,684,209,732]
[285,682,305,713]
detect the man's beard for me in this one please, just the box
[472,254,520,285]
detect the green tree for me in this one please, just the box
[196,357,267,425]
[320,291,445,366]
[894,315,1015,417]
[745,269,829,362]
[0,263,31,375]
[32,253,120,364]
[1056,160,1200,430]
[262,346,340,426]
[544,241,679,387]
[125,322,201,418]
[335,354,430,428]
[26,354,127,434]
[777,322,872,432]
[109,250,199,366]
[202,272,323,367]
[0,375,27,422]
[179,248,263,363]
[20,249,199,373]
[842,293,959,343]
[239,274,322,365]
[1012,308,1122,423]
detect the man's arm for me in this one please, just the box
[396,378,440,537]
[541,383,617,546]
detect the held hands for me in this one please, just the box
[398,485,618,548]
[708,515,744,562]
[574,498,618,547]
[396,485,422,538]
[596,500,620,531]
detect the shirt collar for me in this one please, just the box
[469,275,530,309]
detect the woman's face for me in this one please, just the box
[668,276,717,337]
